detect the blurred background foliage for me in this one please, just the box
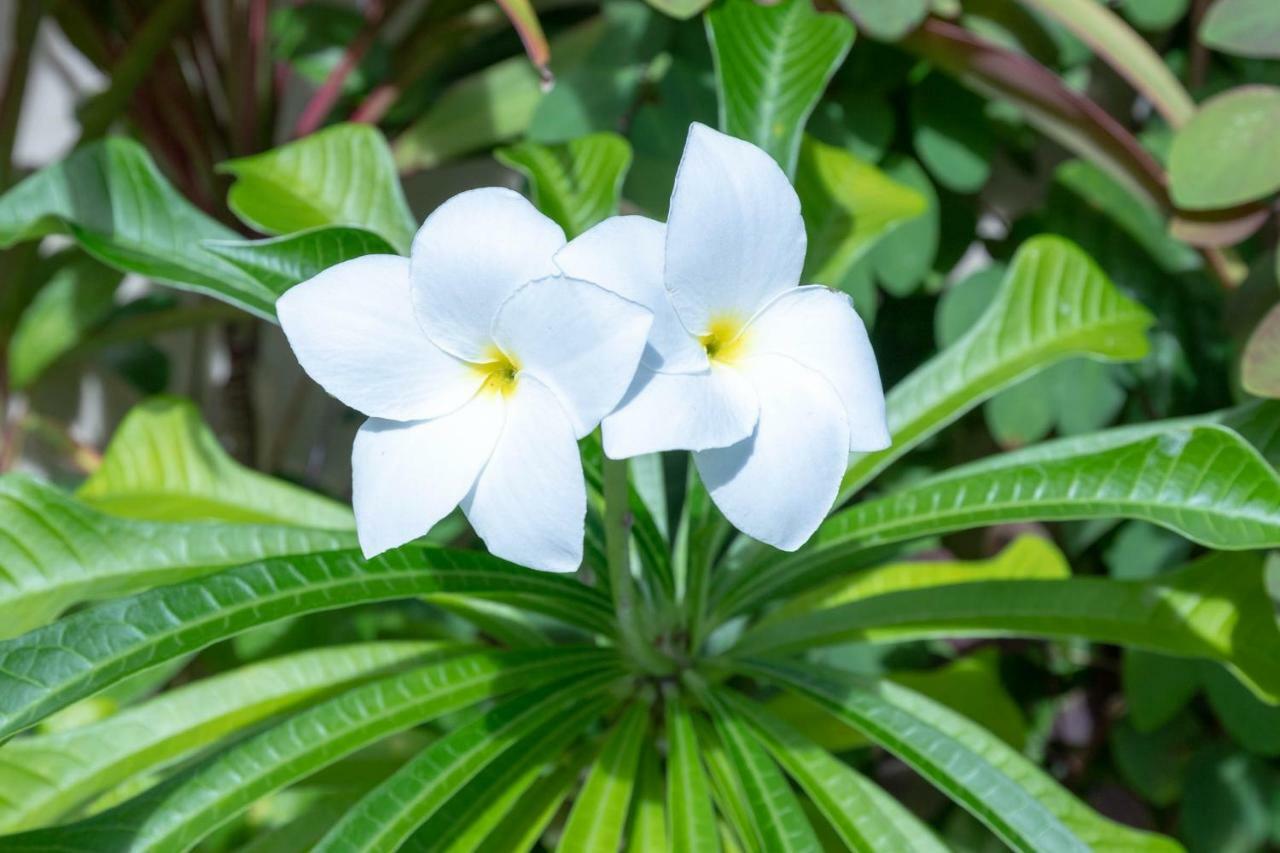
[0,0,1279,850]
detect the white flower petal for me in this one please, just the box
[664,123,806,335]
[462,376,585,572]
[492,275,652,439]
[352,393,505,558]
[746,286,890,451]
[278,254,482,420]
[553,216,707,373]
[411,188,565,361]
[694,356,849,551]
[602,364,758,458]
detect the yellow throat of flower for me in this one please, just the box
[474,345,521,397]
[699,315,749,365]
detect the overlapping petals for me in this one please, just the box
[280,188,651,571]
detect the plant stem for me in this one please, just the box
[603,455,674,675]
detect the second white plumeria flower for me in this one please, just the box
[556,123,890,551]
[278,188,652,572]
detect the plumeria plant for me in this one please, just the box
[0,0,1279,851]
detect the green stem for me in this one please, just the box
[603,455,674,675]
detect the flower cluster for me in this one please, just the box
[279,123,889,572]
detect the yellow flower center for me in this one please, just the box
[473,345,521,397]
[699,315,749,364]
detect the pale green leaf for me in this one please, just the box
[557,701,649,852]
[706,0,855,177]
[496,132,632,239]
[746,660,1182,853]
[666,697,720,853]
[1242,303,1280,399]
[838,0,927,39]
[2,650,617,851]
[796,136,927,288]
[0,549,614,740]
[203,227,395,299]
[737,552,1280,703]
[1200,0,1280,59]
[220,124,415,254]
[0,641,451,832]
[0,138,276,319]
[77,397,353,528]
[1169,86,1280,210]
[0,475,351,638]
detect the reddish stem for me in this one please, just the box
[293,1,385,137]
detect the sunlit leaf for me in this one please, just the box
[557,701,649,851]
[496,132,632,239]
[77,396,353,528]
[204,227,395,298]
[706,0,854,177]
[666,697,720,853]
[220,124,415,254]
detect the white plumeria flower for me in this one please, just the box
[278,188,652,572]
[555,123,890,551]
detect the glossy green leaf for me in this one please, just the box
[0,641,448,832]
[1169,86,1280,210]
[746,660,1181,853]
[203,227,395,298]
[796,136,927,289]
[838,0,927,39]
[0,548,614,740]
[1243,303,1280,399]
[496,132,632,239]
[319,674,617,852]
[840,235,1154,501]
[706,0,855,177]
[77,397,353,528]
[0,138,277,319]
[557,701,649,851]
[220,124,415,254]
[628,741,668,851]
[708,693,821,852]
[1200,0,1280,59]
[722,690,946,852]
[738,552,1280,703]
[0,475,351,638]
[7,254,121,388]
[726,423,1280,618]
[692,716,756,851]
[479,743,596,851]
[1,649,617,851]
[666,697,720,853]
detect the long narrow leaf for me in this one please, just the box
[557,701,650,851]
[666,697,720,853]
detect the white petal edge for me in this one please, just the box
[410,187,566,362]
[492,275,653,439]
[352,392,505,558]
[664,123,806,336]
[462,375,585,573]
[278,254,482,420]
[602,363,759,458]
[553,216,708,373]
[744,285,890,451]
[694,355,850,552]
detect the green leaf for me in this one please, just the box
[706,0,855,177]
[1203,663,1280,755]
[666,697,720,853]
[796,136,927,289]
[628,741,668,852]
[1181,745,1278,853]
[910,73,994,193]
[746,660,1181,853]
[0,641,449,832]
[736,552,1280,703]
[1120,0,1188,30]
[0,475,351,638]
[0,548,615,740]
[77,397,353,528]
[557,701,650,851]
[0,138,277,319]
[219,124,415,254]
[1200,0,1280,59]
[1169,86,1280,210]
[722,690,947,852]
[1123,650,1202,732]
[692,717,756,851]
[1243,303,1280,399]
[7,253,121,388]
[478,743,596,851]
[838,0,927,39]
[203,227,396,299]
[840,234,1154,502]
[319,673,618,852]
[2,649,617,851]
[1110,714,1198,806]
[646,0,713,21]
[866,156,938,297]
[708,692,822,852]
[496,132,632,239]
